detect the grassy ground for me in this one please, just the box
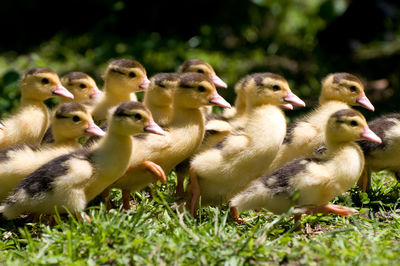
[1,171,400,265]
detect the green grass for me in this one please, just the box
[1,172,400,265]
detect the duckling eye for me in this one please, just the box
[349,86,357,92]
[134,113,142,120]
[198,86,206,92]
[129,72,136,78]
[41,78,49,84]
[72,116,81,122]
[350,120,358,127]
[197,69,204,74]
[79,83,87,89]
[272,85,281,91]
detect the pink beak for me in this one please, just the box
[280,103,293,110]
[284,91,305,107]
[144,120,166,136]
[90,87,103,99]
[356,93,375,111]
[209,91,231,108]
[211,73,228,88]
[139,77,151,90]
[361,127,382,143]
[85,122,106,136]
[0,122,5,130]
[53,84,74,99]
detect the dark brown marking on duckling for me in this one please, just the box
[357,114,400,154]
[179,59,205,72]
[332,73,361,84]
[41,127,54,144]
[153,73,180,88]
[283,120,302,144]
[63,72,89,82]
[56,102,87,115]
[133,134,148,140]
[331,108,362,119]
[114,101,148,117]
[110,58,146,72]
[214,138,226,150]
[25,67,55,75]
[178,73,212,89]
[14,150,92,197]
[0,144,39,162]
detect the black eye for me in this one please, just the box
[134,113,142,120]
[197,69,204,74]
[349,86,357,92]
[272,85,281,91]
[350,120,358,127]
[129,72,136,78]
[72,116,81,122]
[79,83,87,89]
[198,86,206,92]
[41,78,49,84]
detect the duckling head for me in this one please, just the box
[103,59,150,96]
[326,109,381,144]
[320,73,374,111]
[111,101,165,136]
[174,73,231,109]
[52,103,105,141]
[20,67,74,101]
[145,73,180,107]
[178,59,227,88]
[61,72,102,102]
[242,73,305,109]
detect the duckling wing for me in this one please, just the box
[216,134,250,156]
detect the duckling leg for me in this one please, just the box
[142,160,166,184]
[299,204,359,217]
[175,160,189,198]
[122,189,132,210]
[189,167,200,217]
[229,206,248,223]
[76,212,91,223]
[357,166,371,192]
[101,188,112,210]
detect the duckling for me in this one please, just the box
[269,72,375,172]
[91,59,150,123]
[187,73,305,216]
[178,59,227,88]
[110,73,231,210]
[0,67,74,149]
[221,76,247,119]
[230,109,381,222]
[60,72,102,104]
[0,102,105,202]
[0,101,165,220]
[357,114,400,191]
[143,73,180,126]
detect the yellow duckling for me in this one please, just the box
[143,73,180,126]
[269,72,375,172]
[0,67,74,149]
[109,73,231,210]
[91,59,150,122]
[178,59,227,88]
[230,109,381,222]
[0,101,165,220]
[0,102,105,202]
[60,72,102,104]
[357,114,400,191]
[187,73,305,216]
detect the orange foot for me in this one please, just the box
[299,204,359,217]
[141,160,166,184]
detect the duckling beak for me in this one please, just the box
[356,93,375,111]
[90,87,103,99]
[280,103,293,110]
[145,120,166,136]
[85,122,106,136]
[139,77,151,90]
[209,91,231,108]
[52,84,74,99]
[211,73,228,88]
[361,127,382,143]
[284,91,305,107]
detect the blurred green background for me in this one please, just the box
[0,0,399,119]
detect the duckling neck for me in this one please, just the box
[144,97,172,126]
[103,83,133,103]
[85,130,133,199]
[20,97,46,108]
[246,104,286,148]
